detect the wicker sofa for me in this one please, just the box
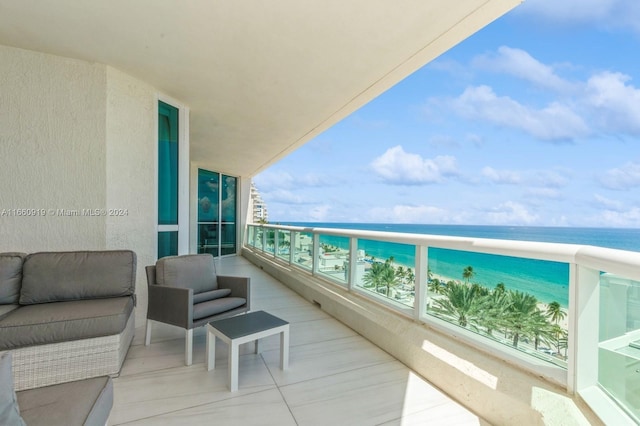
[0,250,136,391]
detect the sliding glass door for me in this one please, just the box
[197,169,237,257]
[158,101,179,258]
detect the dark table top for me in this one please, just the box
[208,310,289,339]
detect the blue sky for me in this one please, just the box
[254,0,640,228]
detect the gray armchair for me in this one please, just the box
[145,254,250,365]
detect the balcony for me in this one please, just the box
[110,256,481,425]
[242,224,640,425]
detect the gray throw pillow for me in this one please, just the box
[0,353,26,426]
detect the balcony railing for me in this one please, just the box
[245,223,640,424]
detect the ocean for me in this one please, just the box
[280,223,640,307]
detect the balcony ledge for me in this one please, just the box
[242,247,603,426]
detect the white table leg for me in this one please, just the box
[280,326,289,370]
[206,328,215,371]
[229,340,240,392]
[254,338,260,354]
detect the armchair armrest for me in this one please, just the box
[147,285,194,329]
[217,275,250,309]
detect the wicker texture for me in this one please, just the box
[9,314,134,391]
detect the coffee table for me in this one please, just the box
[206,310,289,392]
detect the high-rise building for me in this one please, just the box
[249,182,268,223]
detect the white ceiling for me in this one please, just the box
[0,0,520,177]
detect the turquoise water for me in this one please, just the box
[287,223,640,307]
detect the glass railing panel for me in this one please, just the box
[248,226,264,250]
[276,230,291,261]
[354,239,416,308]
[425,247,569,367]
[264,228,276,255]
[292,231,314,271]
[246,225,255,247]
[316,234,350,285]
[598,275,640,423]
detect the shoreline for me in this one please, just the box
[363,257,570,332]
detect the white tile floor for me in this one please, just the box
[109,256,482,425]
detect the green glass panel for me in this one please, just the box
[158,231,178,259]
[198,169,219,223]
[221,223,236,255]
[198,223,219,255]
[158,101,179,225]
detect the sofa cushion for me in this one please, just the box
[0,304,19,320]
[156,254,217,294]
[0,252,26,305]
[0,353,26,426]
[17,376,113,426]
[193,297,246,321]
[0,297,134,351]
[193,288,231,304]
[20,250,136,305]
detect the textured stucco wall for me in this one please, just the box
[105,66,157,325]
[0,45,108,251]
[0,45,173,324]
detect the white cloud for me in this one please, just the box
[263,189,310,204]
[600,161,640,190]
[473,46,575,93]
[482,166,522,184]
[254,170,295,189]
[533,170,570,188]
[448,85,590,141]
[585,72,640,135]
[593,194,625,211]
[254,170,339,191]
[525,187,563,199]
[484,201,539,225]
[370,146,459,185]
[308,205,331,221]
[367,204,449,224]
[592,208,640,227]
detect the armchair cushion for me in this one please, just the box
[193,288,231,304]
[193,297,246,321]
[155,254,217,294]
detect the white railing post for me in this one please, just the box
[289,231,296,265]
[572,264,600,395]
[415,245,428,322]
[312,233,320,276]
[348,237,358,291]
[273,229,279,258]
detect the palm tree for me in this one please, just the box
[528,309,556,350]
[428,278,444,295]
[405,268,415,287]
[462,266,475,284]
[481,287,510,337]
[545,301,566,325]
[504,290,539,348]
[395,266,406,285]
[380,264,398,296]
[362,262,386,292]
[431,282,488,331]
